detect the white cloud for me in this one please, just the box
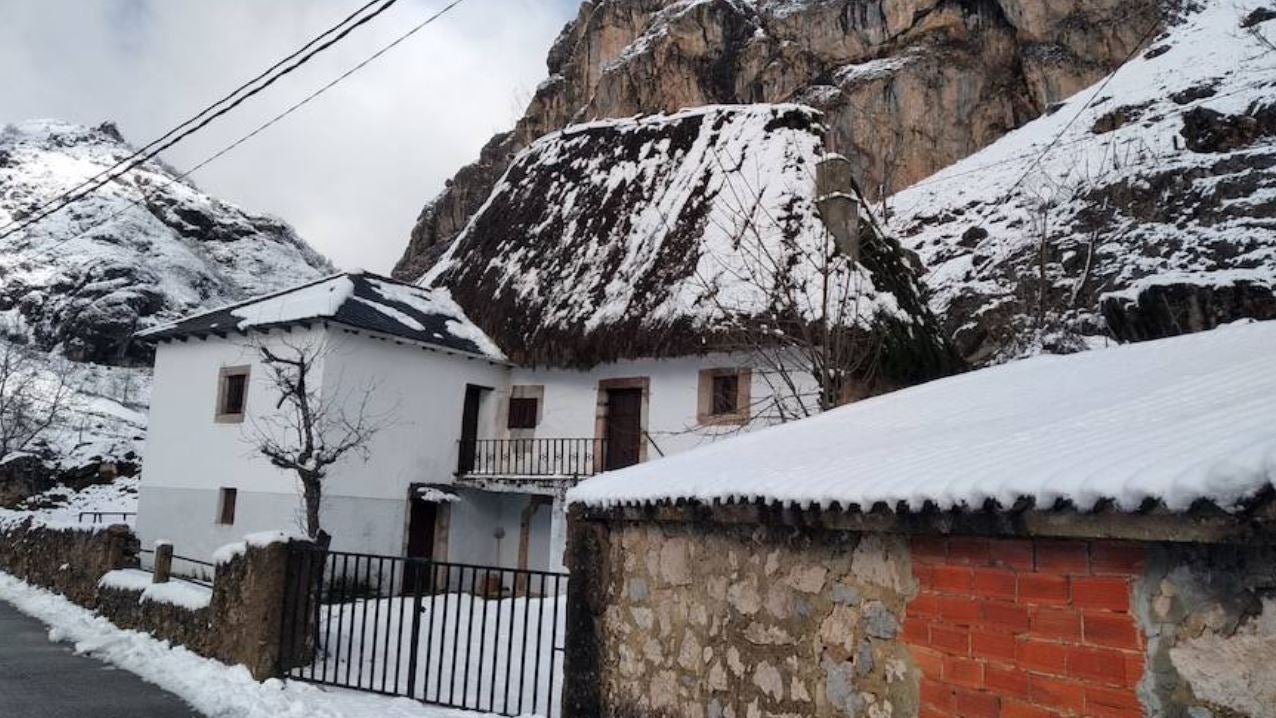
[0,0,575,272]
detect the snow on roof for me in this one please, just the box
[422,104,952,375]
[138,272,505,361]
[569,321,1276,514]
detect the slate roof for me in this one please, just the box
[137,272,506,360]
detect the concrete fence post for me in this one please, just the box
[153,542,173,584]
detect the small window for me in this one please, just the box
[216,488,238,525]
[216,366,250,422]
[508,397,539,429]
[698,368,750,425]
[711,374,739,415]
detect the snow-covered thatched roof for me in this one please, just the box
[138,272,504,360]
[569,320,1276,515]
[423,104,956,379]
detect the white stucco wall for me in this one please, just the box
[136,325,510,561]
[503,353,804,457]
[137,326,813,568]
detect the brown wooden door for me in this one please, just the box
[604,388,643,470]
[457,384,484,474]
[404,497,437,593]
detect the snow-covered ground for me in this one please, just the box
[305,592,565,717]
[0,571,516,718]
[0,475,139,530]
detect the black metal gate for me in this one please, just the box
[280,545,568,717]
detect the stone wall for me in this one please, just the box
[0,519,132,605]
[568,514,921,718]
[567,506,1276,718]
[0,520,302,680]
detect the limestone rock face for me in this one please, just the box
[393,0,1161,280]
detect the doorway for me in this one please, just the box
[404,495,437,591]
[604,387,644,470]
[457,384,487,474]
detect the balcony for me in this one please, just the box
[456,438,608,490]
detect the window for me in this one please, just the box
[508,397,539,429]
[215,366,250,422]
[216,488,238,525]
[697,368,750,425]
[711,373,739,415]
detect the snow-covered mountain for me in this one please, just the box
[892,1,1276,363]
[0,119,331,493]
[0,120,332,364]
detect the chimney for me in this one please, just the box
[815,154,862,262]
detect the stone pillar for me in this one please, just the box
[815,153,862,262]
[152,542,173,584]
[562,504,610,718]
[207,538,300,680]
[549,491,569,574]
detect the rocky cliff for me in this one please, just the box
[394,0,1162,280]
[891,1,1276,363]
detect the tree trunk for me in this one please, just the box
[301,474,322,539]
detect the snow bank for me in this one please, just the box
[212,530,301,565]
[0,571,499,718]
[98,568,154,593]
[570,321,1276,513]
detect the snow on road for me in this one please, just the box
[0,571,517,718]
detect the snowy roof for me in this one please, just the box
[138,272,505,360]
[422,104,954,377]
[569,321,1276,514]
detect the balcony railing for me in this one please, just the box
[458,438,606,479]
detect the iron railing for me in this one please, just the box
[78,511,136,524]
[280,546,568,717]
[458,438,605,478]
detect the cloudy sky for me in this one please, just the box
[0,0,577,271]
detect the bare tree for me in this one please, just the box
[0,342,80,461]
[694,145,890,425]
[246,337,389,540]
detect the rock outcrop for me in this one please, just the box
[0,119,332,365]
[394,0,1162,280]
[892,1,1276,363]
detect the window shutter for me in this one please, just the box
[508,397,539,429]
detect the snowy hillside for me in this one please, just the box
[892,1,1276,364]
[0,120,331,364]
[0,120,332,498]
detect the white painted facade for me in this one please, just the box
[137,323,807,574]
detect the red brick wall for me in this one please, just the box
[903,537,1147,718]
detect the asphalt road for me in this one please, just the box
[0,600,203,718]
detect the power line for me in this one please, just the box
[11,0,391,225]
[31,0,471,251]
[0,0,410,241]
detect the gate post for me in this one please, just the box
[405,561,426,699]
[563,505,610,718]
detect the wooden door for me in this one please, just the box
[404,497,437,593]
[457,384,484,474]
[604,388,643,470]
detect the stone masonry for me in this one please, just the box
[573,517,921,718]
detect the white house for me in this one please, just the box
[134,104,958,576]
[133,271,829,574]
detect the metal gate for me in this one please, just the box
[280,544,568,717]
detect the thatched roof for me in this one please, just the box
[423,104,957,379]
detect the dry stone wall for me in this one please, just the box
[0,520,302,680]
[578,518,920,718]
